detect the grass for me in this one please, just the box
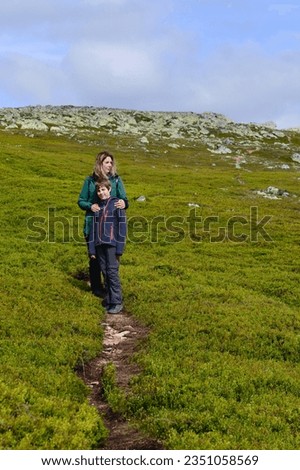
[0,123,299,449]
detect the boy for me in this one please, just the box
[88,180,126,314]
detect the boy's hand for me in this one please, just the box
[90,255,96,259]
[115,199,125,209]
[91,203,100,212]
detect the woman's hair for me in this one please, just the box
[93,151,116,179]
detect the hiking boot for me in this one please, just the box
[107,304,123,314]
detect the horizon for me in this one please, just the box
[1,103,297,130]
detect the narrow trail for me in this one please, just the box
[77,310,164,450]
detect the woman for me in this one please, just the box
[78,150,128,297]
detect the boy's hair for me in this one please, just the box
[96,179,112,191]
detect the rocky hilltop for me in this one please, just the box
[1,105,300,165]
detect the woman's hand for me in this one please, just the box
[115,199,125,209]
[91,203,100,212]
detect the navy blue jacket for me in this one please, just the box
[88,197,126,256]
[78,173,128,237]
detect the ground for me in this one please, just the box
[77,310,164,450]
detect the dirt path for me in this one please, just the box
[77,310,164,450]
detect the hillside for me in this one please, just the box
[1,104,300,151]
[0,106,300,450]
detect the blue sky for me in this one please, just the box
[0,0,299,128]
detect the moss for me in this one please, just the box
[0,123,300,449]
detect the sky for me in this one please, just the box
[0,0,300,128]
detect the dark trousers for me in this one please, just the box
[86,236,103,293]
[96,245,122,306]
[89,256,103,293]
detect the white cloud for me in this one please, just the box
[0,0,299,126]
[183,44,300,126]
[0,1,64,30]
[62,40,167,107]
[0,54,69,105]
[83,45,154,81]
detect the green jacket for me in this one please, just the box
[78,173,128,236]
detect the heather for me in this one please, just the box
[0,108,299,449]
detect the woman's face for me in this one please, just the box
[101,156,113,175]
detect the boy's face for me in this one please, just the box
[97,185,111,200]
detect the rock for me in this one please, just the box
[49,125,68,134]
[0,105,299,161]
[136,195,146,202]
[266,186,289,197]
[262,121,277,129]
[291,153,300,163]
[209,145,232,154]
[20,120,48,131]
[255,186,290,199]
[234,156,246,169]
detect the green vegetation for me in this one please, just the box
[0,125,299,449]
